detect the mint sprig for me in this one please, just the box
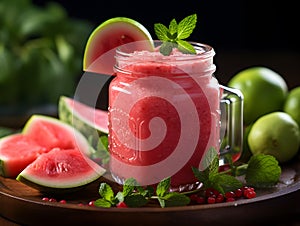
[94,149,281,208]
[193,148,281,193]
[245,154,282,187]
[192,148,243,194]
[156,177,190,207]
[94,177,189,208]
[154,14,197,55]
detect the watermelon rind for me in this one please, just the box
[83,17,154,73]
[58,96,108,147]
[22,114,95,157]
[16,148,106,193]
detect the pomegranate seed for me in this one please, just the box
[88,201,95,206]
[207,197,216,204]
[59,200,67,204]
[196,196,205,204]
[245,190,256,199]
[205,188,215,197]
[116,201,128,208]
[234,188,243,198]
[225,191,236,199]
[42,197,49,201]
[216,194,224,203]
[226,197,235,202]
[49,198,57,202]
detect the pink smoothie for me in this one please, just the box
[108,44,220,189]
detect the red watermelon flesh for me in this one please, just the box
[0,115,94,178]
[83,17,154,74]
[23,115,91,156]
[17,148,105,189]
[0,134,47,178]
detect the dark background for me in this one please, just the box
[33,0,300,87]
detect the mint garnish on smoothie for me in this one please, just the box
[154,14,197,55]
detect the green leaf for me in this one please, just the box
[154,14,197,55]
[177,40,196,54]
[177,14,197,40]
[159,42,175,56]
[156,177,171,197]
[210,173,243,194]
[169,19,178,35]
[154,23,169,41]
[245,154,281,188]
[161,192,190,207]
[192,167,210,187]
[122,178,138,197]
[115,191,124,203]
[99,183,115,203]
[124,194,148,208]
[94,198,112,208]
[199,147,219,174]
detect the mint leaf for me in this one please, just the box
[154,14,197,55]
[124,194,148,208]
[122,178,137,196]
[168,19,178,35]
[209,173,243,194]
[98,183,115,203]
[156,177,170,197]
[94,198,112,208]
[154,23,169,41]
[159,42,177,56]
[177,40,196,54]
[159,192,190,208]
[177,14,197,39]
[245,154,281,187]
[192,167,209,187]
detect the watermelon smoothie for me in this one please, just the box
[108,41,220,189]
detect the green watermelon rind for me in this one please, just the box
[16,176,100,194]
[83,17,154,71]
[16,149,106,193]
[58,96,107,147]
[22,114,95,157]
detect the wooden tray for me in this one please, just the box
[0,157,300,226]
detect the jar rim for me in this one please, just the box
[115,40,215,62]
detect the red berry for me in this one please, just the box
[59,200,67,204]
[216,194,224,203]
[88,201,95,206]
[116,201,128,208]
[234,188,243,198]
[49,198,57,202]
[226,197,235,202]
[196,196,205,204]
[225,191,235,199]
[245,190,256,199]
[205,188,215,197]
[42,197,49,201]
[207,197,216,204]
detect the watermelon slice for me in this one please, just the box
[58,96,108,145]
[83,17,154,74]
[0,134,47,178]
[23,114,93,156]
[17,148,105,193]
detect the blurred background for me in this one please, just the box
[1,0,299,127]
[33,0,300,85]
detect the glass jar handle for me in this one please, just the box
[219,85,244,165]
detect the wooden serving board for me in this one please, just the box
[0,158,300,226]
